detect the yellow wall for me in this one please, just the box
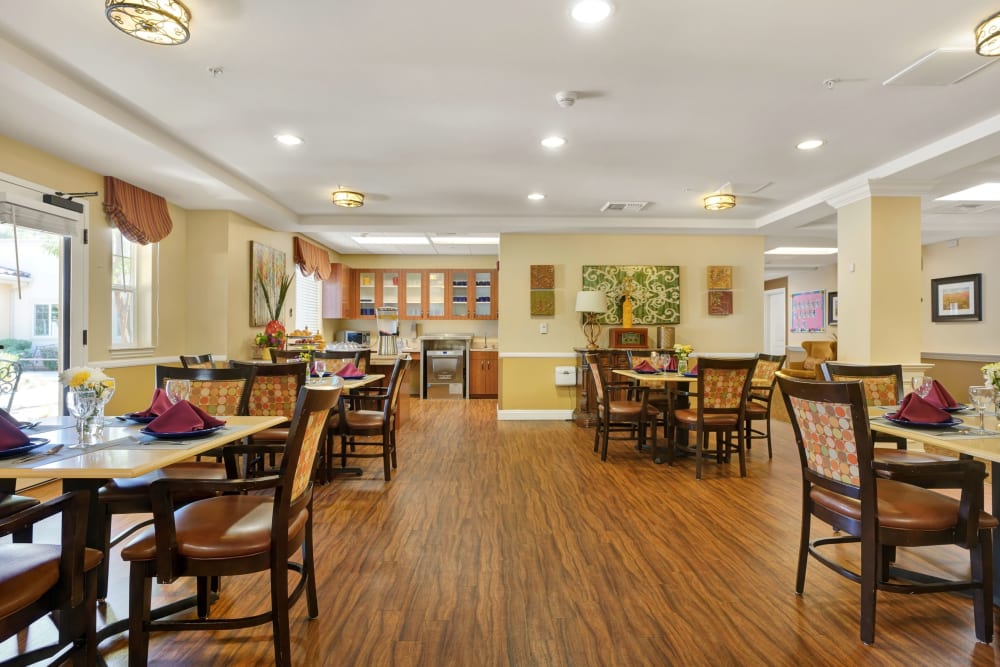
[497,233,765,411]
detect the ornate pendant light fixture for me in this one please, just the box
[105,1,191,46]
[703,193,736,211]
[976,10,1000,56]
[332,189,365,208]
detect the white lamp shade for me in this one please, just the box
[575,290,607,313]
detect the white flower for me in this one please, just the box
[60,366,114,400]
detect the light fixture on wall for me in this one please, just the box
[703,193,736,211]
[975,10,1000,56]
[105,1,191,45]
[332,189,365,208]
[575,290,608,350]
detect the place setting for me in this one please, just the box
[117,380,228,445]
[875,375,1000,438]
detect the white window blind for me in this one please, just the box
[295,269,322,333]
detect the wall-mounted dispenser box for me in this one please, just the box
[554,366,577,386]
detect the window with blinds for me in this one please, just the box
[295,269,322,332]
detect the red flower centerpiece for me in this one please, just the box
[257,269,293,350]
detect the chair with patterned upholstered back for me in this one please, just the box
[586,352,659,463]
[179,353,216,369]
[154,365,255,417]
[121,383,343,667]
[744,353,786,458]
[666,356,756,479]
[230,360,308,476]
[777,373,994,645]
[312,349,371,375]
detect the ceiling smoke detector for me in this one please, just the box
[600,201,648,212]
[555,91,578,108]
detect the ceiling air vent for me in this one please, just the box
[600,200,648,213]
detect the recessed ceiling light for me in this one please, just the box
[431,236,500,245]
[541,136,567,149]
[796,139,824,150]
[936,182,1000,201]
[572,1,614,24]
[351,236,430,245]
[274,134,303,146]
[527,192,546,201]
[764,247,838,255]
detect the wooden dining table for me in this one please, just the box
[869,407,1000,603]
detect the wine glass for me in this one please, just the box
[968,385,996,434]
[312,359,327,378]
[911,375,933,399]
[165,379,191,405]
[66,389,97,447]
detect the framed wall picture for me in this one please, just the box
[707,265,733,290]
[931,273,982,322]
[609,327,649,349]
[250,241,286,326]
[790,290,825,333]
[827,291,838,325]
[707,290,733,316]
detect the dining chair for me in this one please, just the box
[0,490,102,667]
[230,360,308,476]
[96,364,257,598]
[334,356,409,480]
[269,348,311,363]
[121,383,342,667]
[625,350,672,438]
[820,362,955,465]
[665,356,756,479]
[743,352,786,458]
[313,349,371,374]
[0,360,22,412]
[777,373,994,645]
[179,353,216,369]
[585,352,659,462]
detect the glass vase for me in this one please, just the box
[677,356,688,374]
[86,402,106,442]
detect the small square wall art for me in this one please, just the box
[530,264,555,289]
[708,290,733,316]
[707,265,733,290]
[530,290,555,316]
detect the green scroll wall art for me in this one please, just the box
[582,265,681,325]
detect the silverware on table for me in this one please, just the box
[10,444,64,464]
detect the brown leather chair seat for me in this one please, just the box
[605,400,659,421]
[100,462,228,503]
[0,545,102,619]
[673,409,739,428]
[122,495,308,562]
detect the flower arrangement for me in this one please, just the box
[255,330,286,348]
[673,343,694,357]
[257,269,293,323]
[60,366,115,400]
[982,362,1000,393]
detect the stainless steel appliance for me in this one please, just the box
[336,330,372,346]
[425,349,465,399]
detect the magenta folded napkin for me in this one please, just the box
[664,356,678,372]
[923,380,959,409]
[632,360,657,372]
[133,388,175,418]
[0,415,29,451]
[0,408,21,428]
[335,362,364,378]
[146,401,225,433]
[888,393,952,424]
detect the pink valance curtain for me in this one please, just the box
[293,237,333,280]
[102,176,173,245]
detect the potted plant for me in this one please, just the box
[257,269,293,348]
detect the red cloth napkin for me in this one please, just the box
[632,360,657,372]
[664,356,678,371]
[923,380,958,409]
[0,415,29,451]
[0,408,21,429]
[133,388,175,418]
[888,393,952,423]
[146,401,225,433]
[335,362,365,378]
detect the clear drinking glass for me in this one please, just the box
[66,389,98,447]
[165,379,192,405]
[911,375,933,398]
[968,385,995,433]
[313,359,327,377]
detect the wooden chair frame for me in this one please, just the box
[179,353,216,369]
[334,356,408,480]
[744,353,786,458]
[586,353,658,462]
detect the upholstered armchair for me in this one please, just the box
[782,340,837,380]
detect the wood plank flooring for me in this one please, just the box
[4,399,1000,665]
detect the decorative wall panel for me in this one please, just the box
[582,265,680,325]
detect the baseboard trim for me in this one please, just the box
[497,409,574,421]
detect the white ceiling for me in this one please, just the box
[2,2,1000,275]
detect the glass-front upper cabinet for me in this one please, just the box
[450,271,469,318]
[427,271,446,318]
[381,271,400,311]
[357,270,377,318]
[473,270,496,319]
[404,271,424,318]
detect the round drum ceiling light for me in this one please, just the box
[703,193,736,211]
[105,1,191,45]
[976,10,1000,56]
[332,190,365,208]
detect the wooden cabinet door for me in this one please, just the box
[321,263,353,319]
[403,271,424,319]
[472,270,497,319]
[381,271,401,313]
[425,271,447,319]
[450,270,470,319]
[356,270,378,318]
[469,351,498,397]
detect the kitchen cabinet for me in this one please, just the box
[469,350,498,398]
[350,268,497,320]
[321,263,354,319]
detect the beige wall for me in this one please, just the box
[497,233,766,411]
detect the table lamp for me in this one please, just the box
[575,290,608,349]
